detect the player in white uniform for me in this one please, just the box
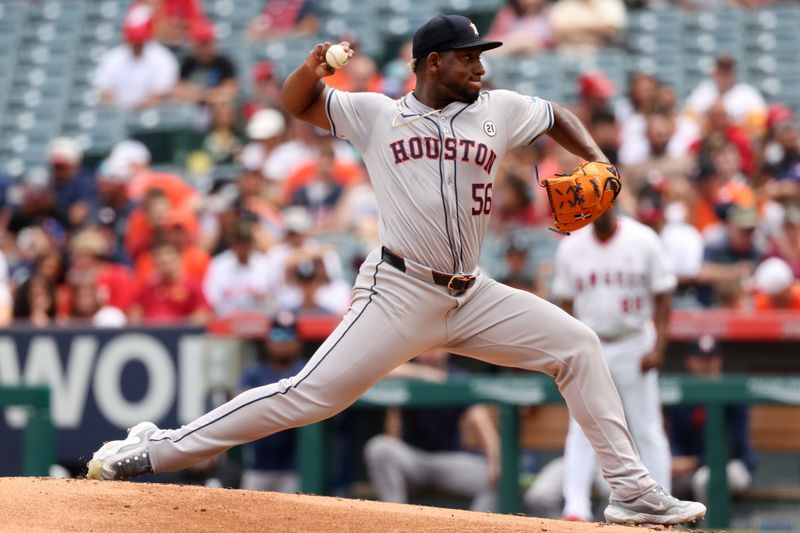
[552,207,676,521]
[86,15,704,525]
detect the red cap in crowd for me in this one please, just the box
[579,72,615,100]
[767,104,795,130]
[252,60,275,82]
[190,21,215,44]
[123,5,154,45]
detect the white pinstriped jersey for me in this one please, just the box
[325,89,553,274]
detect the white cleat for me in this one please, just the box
[86,422,158,480]
[604,485,707,525]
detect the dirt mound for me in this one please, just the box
[1,477,655,532]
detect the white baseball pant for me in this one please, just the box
[562,328,671,519]
[146,248,656,502]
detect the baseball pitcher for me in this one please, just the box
[87,14,704,526]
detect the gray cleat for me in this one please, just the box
[86,421,158,480]
[604,485,707,525]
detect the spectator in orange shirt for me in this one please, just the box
[689,101,755,177]
[135,209,210,284]
[690,147,754,235]
[129,240,211,324]
[753,257,800,310]
[108,139,200,261]
[106,140,199,208]
[281,136,362,204]
[125,187,173,260]
[128,166,199,209]
[324,55,384,94]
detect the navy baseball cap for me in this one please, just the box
[412,15,502,60]
[268,310,298,342]
[688,335,720,358]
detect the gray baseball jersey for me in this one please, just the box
[325,89,553,273]
[141,88,657,504]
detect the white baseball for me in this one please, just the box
[325,44,349,69]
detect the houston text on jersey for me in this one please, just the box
[389,136,497,175]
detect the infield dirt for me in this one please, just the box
[1,477,690,532]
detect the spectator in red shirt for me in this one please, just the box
[129,240,211,324]
[60,229,137,319]
[689,101,755,177]
[67,282,128,327]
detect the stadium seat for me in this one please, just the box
[2,2,800,174]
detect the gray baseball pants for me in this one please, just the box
[147,248,656,501]
[364,434,496,512]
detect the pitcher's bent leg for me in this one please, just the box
[148,261,443,472]
[446,278,656,501]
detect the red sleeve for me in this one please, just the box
[125,209,153,261]
[726,126,754,176]
[133,280,151,310]
[56,284,72,319]
[99,265,137,311]
[189,281,211,312]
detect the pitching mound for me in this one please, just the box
[2,477,658,532]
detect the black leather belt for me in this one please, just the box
[381,247,476,294]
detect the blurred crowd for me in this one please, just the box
[1,0,800,328]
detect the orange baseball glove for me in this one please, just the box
[538,161,622,235]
